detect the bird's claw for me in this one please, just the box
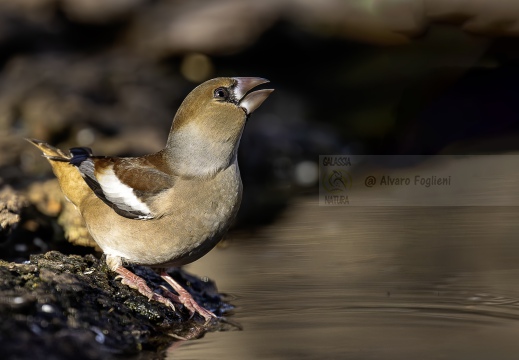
[114,266,175,310]
[160,274,217,323]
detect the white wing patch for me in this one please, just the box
[97,165,153,219]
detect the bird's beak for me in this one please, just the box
[233,77,274,115]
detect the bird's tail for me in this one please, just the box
[26,138,92,207]
[25,138,71,161]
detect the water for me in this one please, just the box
[169,201,519,359]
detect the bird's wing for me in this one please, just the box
[69,147,174,220]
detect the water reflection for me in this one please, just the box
[171,201,519,359]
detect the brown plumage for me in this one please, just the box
[28,77,273,321]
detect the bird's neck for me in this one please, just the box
[163,123,240,178]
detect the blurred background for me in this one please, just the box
[2,0,519,359]
[2,0,519,242]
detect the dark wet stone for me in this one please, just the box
[0,251,234,360]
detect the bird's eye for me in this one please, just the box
[214,87,229,100]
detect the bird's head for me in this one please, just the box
[165,77,273,177]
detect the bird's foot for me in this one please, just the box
[160,271,217,323]
[114,266,175,310]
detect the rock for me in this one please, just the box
[0,251,233,359]
[127,0,278,56]
[61,0,145,24]
[27,179,98,249]
[0,186,28,242]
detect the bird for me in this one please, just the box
[27,77,273,322]
[328,170,347,192]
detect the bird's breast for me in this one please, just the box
[84,162,242,266]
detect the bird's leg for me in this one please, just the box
[160,271,217,322]
[114,266,176,310]
[106,255,175,310]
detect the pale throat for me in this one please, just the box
[164,122,241,178]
